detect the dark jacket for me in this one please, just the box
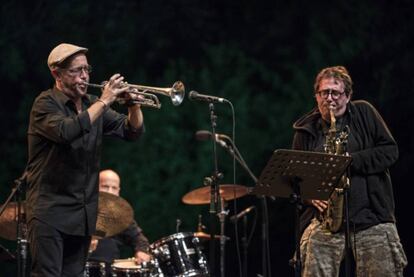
[26,87,143,236]
[292,100,398,232]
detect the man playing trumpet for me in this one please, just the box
[25,43,144,276]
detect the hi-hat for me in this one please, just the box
[0,202,25,240]
[95,191,134,238]
[182,184,249,205]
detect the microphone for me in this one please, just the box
[188,91,227,103]
[230,206,256,222]
[195,130,230,148]
[195,130,230,141]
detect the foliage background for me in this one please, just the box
[1,0,413,276]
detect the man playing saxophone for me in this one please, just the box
[291,66,407,276]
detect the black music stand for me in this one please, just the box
[252,149,352,277]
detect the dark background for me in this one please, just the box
[1,0,412,276]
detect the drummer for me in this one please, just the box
[88,169,151,274]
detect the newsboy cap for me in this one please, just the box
[47,43,88,70]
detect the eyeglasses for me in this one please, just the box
[316,89,345,100]
[64,65,93,77]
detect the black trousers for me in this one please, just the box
[28,218,91,277]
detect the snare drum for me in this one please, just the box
[150,232,209,277]
[84,261,106,277]
[111,258,162,277]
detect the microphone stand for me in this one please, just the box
[218,197,229,277]
[289,178,302,277]
[343,169,352,277]
[241,215,248,277]
[206,103,223,277]
[220,139,270,277]
[0,172,28,277]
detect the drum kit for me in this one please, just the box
[1,184,249,276]
[86,184,249,277]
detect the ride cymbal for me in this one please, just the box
[182,184,249,205]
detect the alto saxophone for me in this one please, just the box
[322,108,350,233]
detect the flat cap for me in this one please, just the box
[47,43,88,70]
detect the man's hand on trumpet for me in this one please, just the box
[118,87,146,107]
[99,73,130,106]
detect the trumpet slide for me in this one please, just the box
[84,80,185,109]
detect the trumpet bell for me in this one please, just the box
[170,81,185,106]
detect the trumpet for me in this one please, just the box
[84,80,185,109]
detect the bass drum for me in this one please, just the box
[111,258,163,277]
[150,232,209,277]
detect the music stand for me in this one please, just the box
[252,149,352,277]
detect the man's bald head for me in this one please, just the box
[99,169,121,196]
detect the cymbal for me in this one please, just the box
[194,231,222,240]
[182,184,249,205]
[0,202,25,240]
[95,192,134,238]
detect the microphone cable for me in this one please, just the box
[226,100,244,277]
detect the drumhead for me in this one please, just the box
[112,259,139,269]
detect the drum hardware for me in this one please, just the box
[197,214,206,231]
[83,261,106,277]
[150,232,209,277]
[175,218,182,233]
[193,214,223,240]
